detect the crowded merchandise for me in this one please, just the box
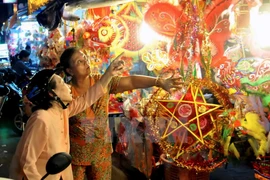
[0,0,269,180]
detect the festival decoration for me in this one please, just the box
[28,0,49,15]
[142,0,233,71]
[223,38,245,62]
[81,47,111,73]
[112,2,145,54]
[166,1,201,69]
[235,58,270,107]
[38,28,65,69]
[143,2,188,38]
[81,16,119,48]
[204,0,232,67]
[141,49,169,71]
[140,1,233,173]
[76,2,146,61]
[86,7,111,20]
[143,77,233,172]
[213,59,242,89]
[221,110,268,159]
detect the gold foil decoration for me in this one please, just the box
[28,0,49,15]
[143,78,233,172]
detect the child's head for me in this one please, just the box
[19,50,30,61]
[26,68,72,111]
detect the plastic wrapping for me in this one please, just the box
[115,98,153,177]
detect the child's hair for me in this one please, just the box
[19,50,30,59]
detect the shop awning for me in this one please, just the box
[65,0,134,11]
[28,0,135,15]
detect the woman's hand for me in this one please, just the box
[100,52,125,91]
[106,52,125,76]
[157,76,183,93]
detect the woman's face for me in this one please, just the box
[67,50,90,77]
[51,74,72,103]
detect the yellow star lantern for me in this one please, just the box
[144,78,233,172]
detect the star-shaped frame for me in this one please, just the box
[156,83,223,158]
[143,78,233,171]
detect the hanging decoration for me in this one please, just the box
[141,49,169,71]
[142,0,233,71]
[37,28,65,69]
[138,0,270,175]
[204,0,233,67]
[111,1,145,55]
[76,2,146,59]
[143,77,232,172]
[143,2,188,38]
[212,59,242,90]
[28,0,49,15]
[80,46,111,73]
[236,57,270,107]
[144,0,201,70]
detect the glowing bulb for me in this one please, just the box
[250,9,270,49]
[139,21,164,44]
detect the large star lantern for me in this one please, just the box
[144,78,232,171]
[157,83,223,159]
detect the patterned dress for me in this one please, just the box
[69,75,120,180]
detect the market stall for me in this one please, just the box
[7,21,48,66]
[31,0,270,179]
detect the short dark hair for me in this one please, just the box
[60,47,79,76]
[19,50,30,59]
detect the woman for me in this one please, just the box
[9,58,124,180]
[60,47,182,180]
[12,50,32,77]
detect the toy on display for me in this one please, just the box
[37,28,65,69]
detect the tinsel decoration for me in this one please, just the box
[143,78,233,172]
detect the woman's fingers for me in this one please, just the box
[112,52,125,61]
[110,60,125,76]
[171,85,183,89]
[171,77,183,82]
